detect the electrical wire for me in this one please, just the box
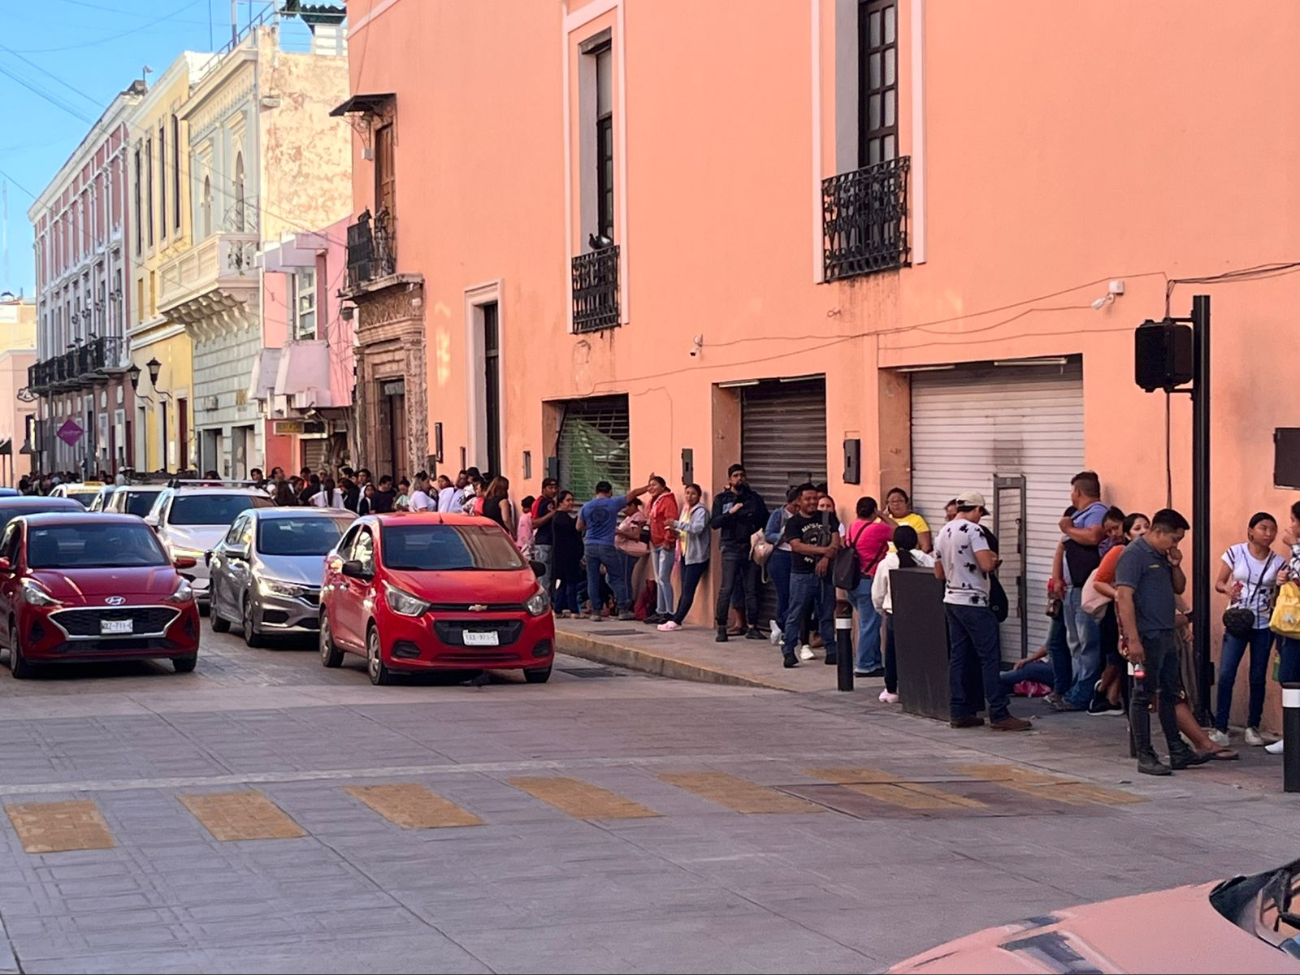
[0,41,104,110]
[9,0,207,54]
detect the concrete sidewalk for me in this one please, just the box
[553,615,875,693]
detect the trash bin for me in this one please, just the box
[891,567,984,721]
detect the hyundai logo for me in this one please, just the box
[105,596,126,606]
[468,604,487,612]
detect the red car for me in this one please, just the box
[319,513,555,685]
[0,513,201,678]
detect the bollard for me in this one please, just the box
[835,601,853,692]
[1285,683,1300,793]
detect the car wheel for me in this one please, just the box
[524,665,552,684]
[172,654,198,673]
[9,619,32,680]
[210,605,231,633]
[319,612,344,668]
[366,625,393,686]
[242,595,263,649]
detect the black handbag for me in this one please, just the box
[1222,551,1273,638]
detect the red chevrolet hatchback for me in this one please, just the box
[0,513,201,678]
[319,513,555,685]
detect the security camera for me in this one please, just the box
[689,346,698,357]
[690,334,704,357]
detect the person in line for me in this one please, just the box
[358,483,377,516]
[272,480,298,507]
[1056,471,1110,711]
[551,491,584,617]
[371,475,397,513]
[934,490,1032,732]
[250,467,266,490]
[298,473,321,506]
[944,499,958,523]
[312,476,346,508]
[578,479,655,622]
[615,497,650,611]
[779,483,841,669]
[872,523,935,703]
[408,472,436,512]
[847,496,893,678]
[530,478,561,592]
[340,472,360,512]
[439,472,466,513]
[394,477,411,511]
[460,469,484,514]
[712,464,769,643]
[1266,501,1300,755]
[517,495,536,559]
[884,487,932,553]
[642,476,680,626]
[482,476,514,532]
[764,487,801,648]
[1088,512,1150,715]
[658,483,711,631]
[1210,512,1282,748]
[1114,507,1210,775]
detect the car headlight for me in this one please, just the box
[19,580,61,607]
[385,584,430,617]
[259,578,307,599]
[525,586,550,617]
[165,579,194,604]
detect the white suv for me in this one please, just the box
[145,485,275,608]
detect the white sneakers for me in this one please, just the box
[1207,729,1230,747]
[1267,739,1285,755]
[879,689,900,704]
[656,620,680,631]
[1210,727,1271,747]
[769,620,782,645]
[798,644,815,661]
[1244,727,1265,747]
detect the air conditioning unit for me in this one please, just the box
[202,396,219,412]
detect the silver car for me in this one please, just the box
[208,507,356,646]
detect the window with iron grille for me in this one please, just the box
[556,395,630,502]
[859,0,898,167]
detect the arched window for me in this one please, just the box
[202,176,212,238]
[234,152,245,232]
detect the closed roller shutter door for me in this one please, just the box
[557,395,630,503]
[910,363,1083,660]
[301,437,331,474]
[742,378,828,625]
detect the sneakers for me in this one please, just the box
[769,620,782,645]
[1245,727,1266,747]
[642,613,664,625]
[783,653,798,668]
[618,610,636,621]
[715,627,728,643]
[1137,749,1172,776]
[950,715,985,729]
[745,627,766,641]
[1086,698,1124,716]
[656,619,681,632]
[878,689,900,704]
[1267,739,1285,755]
[855,667,886,679]
[990,715,1033,732]
[1207,728,1231,747]
[798,644,815,661]
[1048,698,1083,712]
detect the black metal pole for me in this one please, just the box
[1192,295,1212,724]
[836,599,854,691]
[1285,683,1300,792]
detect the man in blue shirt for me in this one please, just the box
[578,478,652,620]
[1054,471,1109,710]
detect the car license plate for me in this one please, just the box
[101,619,133,635]
[463,630,499,647]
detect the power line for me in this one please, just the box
[0,41,104,110]
[44,0,211,22]
[10,0,207,54]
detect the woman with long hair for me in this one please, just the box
[551,491,583,617]
[482,476,513,532]
[272,480,298,507]
[884,487,932,553]
[311,477,345,508]
[870,524,935,702]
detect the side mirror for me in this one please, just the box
[0,557,12,573]
[173,555,197,570]
[530,560,546,578]
[204,550,213,567]
[341,559,368,579]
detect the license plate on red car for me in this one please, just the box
[463,630,499,647]
[101,619,133,635]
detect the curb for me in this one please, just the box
[553,628,794,691]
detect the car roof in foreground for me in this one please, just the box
[21,512,145,526]
[370,512,495,526]
[167,486,268,496]
[254,507,354,519]
[1,497,84,507]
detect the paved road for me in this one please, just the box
[0,618,1290,973]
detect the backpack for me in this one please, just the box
[832,523,872,590]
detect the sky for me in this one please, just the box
[0,0,289,298]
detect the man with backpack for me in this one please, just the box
[779,483,842,669]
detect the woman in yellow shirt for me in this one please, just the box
[884,487,932,553]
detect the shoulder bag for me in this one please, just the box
[1080,567,1111,619]
[832,523,871,590]
[1225,551,1272,638]
[1270,580,1300,639]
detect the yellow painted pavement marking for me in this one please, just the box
[659,772,824,814]
[344,784,483,829]
[805,767,902,785]
[804,767,986,810]
[180,792,307,841]
[508,776,660,820]
[953,764,1145,806]
[6,801,114,854]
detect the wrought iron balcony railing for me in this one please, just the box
[571,245,620,333]
[345,208,397,292]
[821,156,910,282]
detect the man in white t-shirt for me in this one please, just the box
[408,472,435,512]
[934,490,1030,732]
[438,472,464,513]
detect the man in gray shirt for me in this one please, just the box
[1114,507,1209,775]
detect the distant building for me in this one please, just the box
[0,293,36,483]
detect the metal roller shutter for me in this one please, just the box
[557,395,630,502]
[910,362,1083,661]
[742,378,828,625]
[300,438,331,474]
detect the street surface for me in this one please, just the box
[0,621,1290,974]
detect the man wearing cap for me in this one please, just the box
[933,491,1032,731]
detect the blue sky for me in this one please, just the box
[0,0,283,297]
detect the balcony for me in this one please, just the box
[821,156,910,282]
[344,209,396,294]
[571,246,620,333]
[158,232,260,325]
[28,336,125,394]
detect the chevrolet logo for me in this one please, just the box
[468,604,487,612]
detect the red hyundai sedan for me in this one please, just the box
[0,513,201,678]
[319,513,555,685]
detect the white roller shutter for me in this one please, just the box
[910,362,1084,659]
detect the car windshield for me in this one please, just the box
[170,494,273,526]
[381,524,526,571]
[258,516,354,556]
[68,492,98,507]
[0,504,78,532]
[27,522,170,569]
[125,491,161,517]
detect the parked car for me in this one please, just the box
[86,486,115,511]
[319,513,555,685]
[209,507,356,646]
[103,484,167,518]
[889,858,1300,974]
[0,488,19,498]
[0,497,84,531]
[0,512,200,678]
[49,482,105,508]
[144,486,275,609]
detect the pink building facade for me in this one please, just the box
[343,0,1300,728]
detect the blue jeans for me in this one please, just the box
[1063,586,1103,706]
[782,573,835,658]
[554,578,580,614]
[652,546,675,614]
[849,577,881,671]
[532,543,553,593]
[1048,612,1072,695]
[946,603,1009,722]
[585,542,629,613]
[671,562,708,625]
[769,549,792,629]
[1216,626,1273,732]
[1000,658,1055,694]
[1279,637,1300,684]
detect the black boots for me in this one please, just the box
[715,627,728,643]
[1137,748,1171,776]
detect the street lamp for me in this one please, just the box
[127,362,141,391]
[146,358,162,387]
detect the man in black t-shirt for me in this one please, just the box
[531,478,560,590]
[778,483,841,669]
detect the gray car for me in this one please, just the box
[208,507,356,646]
